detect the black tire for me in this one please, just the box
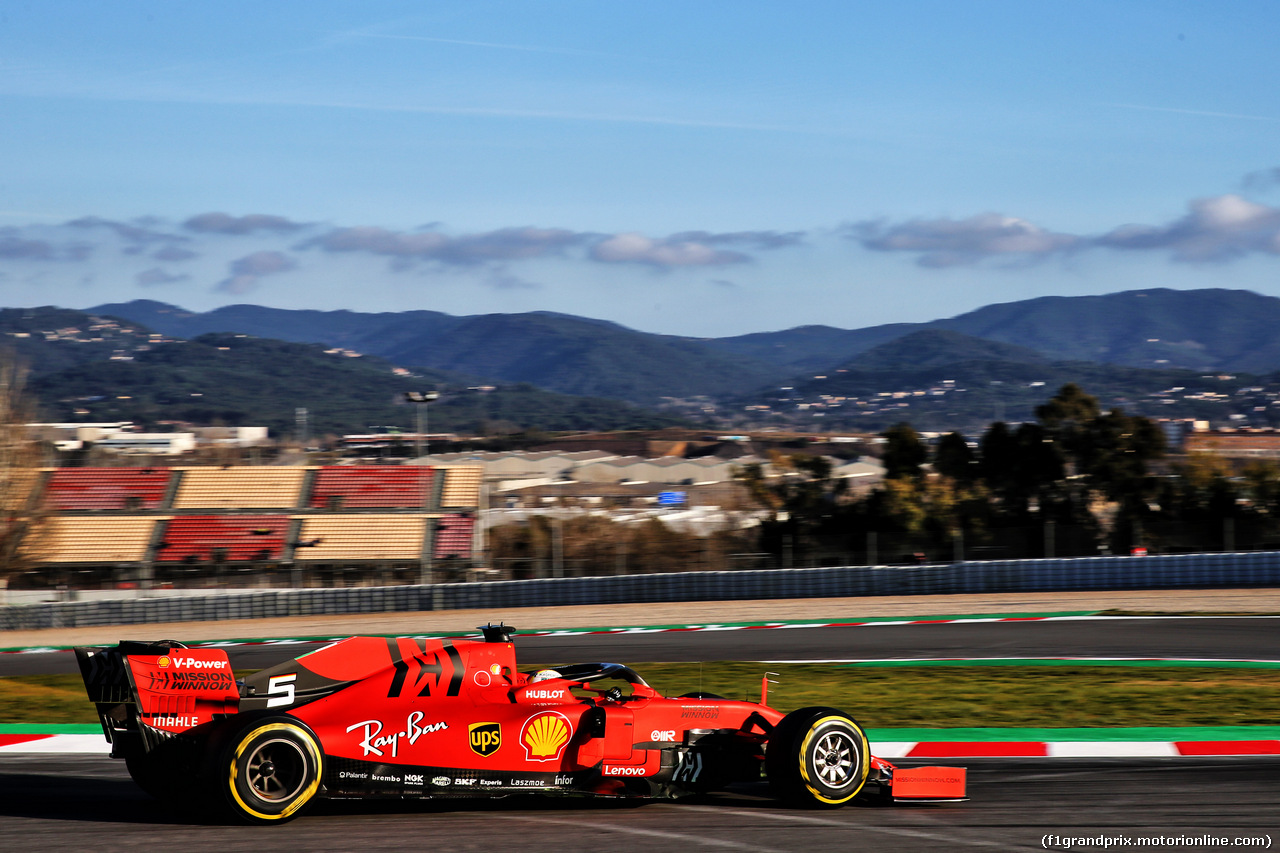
[126,752,172,802]
[765,707,868,808]
[214,717,323,824]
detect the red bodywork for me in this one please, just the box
[77,628,966,805]
[239,633,784,797]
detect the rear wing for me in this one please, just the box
[75,641,240,755]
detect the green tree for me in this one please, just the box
[881,422,927,481]
[736,453,848,565]
[933,432,975,483]
[1242,460,1280,517]
[859,474,993,560]
[1075,409,1166,503]
[978,422,1018,497]
[1036,382,1101,437]
[1035,382,1164,501]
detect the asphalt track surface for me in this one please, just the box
[1,755,1275,852]
[3,616,1277,675]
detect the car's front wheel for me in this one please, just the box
[765,707,868,808]
[215,717,323,824]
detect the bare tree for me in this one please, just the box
[0,352,47,583]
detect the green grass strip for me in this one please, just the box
[0,610,1102,653]
[0,723,100,734]
[5,664,1280,729]
[842,658,1280,668]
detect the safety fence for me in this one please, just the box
[2,550,1278,631]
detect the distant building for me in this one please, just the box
[93,432,197,455]
[408,450,617,491]
[193,426,269,447]
[27,422,268,455]
[573,455,757,486]
[1184,430,1280,460]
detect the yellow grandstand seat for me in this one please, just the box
[437,465,483,508]
[34,516,166,564]
[172,467,310,510]
[291,515,428,561]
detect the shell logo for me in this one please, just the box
[489,664,502,676]
[520,712,572,761]
[157,656,170,668]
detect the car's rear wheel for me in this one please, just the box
[215,718,322,824]
[125,751,173,802]
[766,707,868,808]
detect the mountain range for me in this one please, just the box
[8,286,1277,435]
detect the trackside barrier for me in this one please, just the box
[2,551,1280,631]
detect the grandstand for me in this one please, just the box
[308,465,434,509]
[171,466,309,510]
[43,467,174,511]
[36,516,164,564]
[9,464,484,589]
[155,515,292,563]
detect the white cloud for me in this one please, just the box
[185,212,308,235]
[590,232,749,267]
[851,213,1078,267]
[1096,195,1280,262]
[135,268,189,286]
[305,225,585,265]
[1241,167,1280,193]
[215,250,297,294]
[0,230,92,261]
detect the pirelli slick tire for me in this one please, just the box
[766,707,868,809]
[215,717,323,824]
[126,752,175,803]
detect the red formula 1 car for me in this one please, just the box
[75,624,965,823]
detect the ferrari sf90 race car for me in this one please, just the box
[75,624,965,823]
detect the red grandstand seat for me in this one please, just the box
[432,513,475,560]
[309,466,434,509]
[154,515,291,563]
[43,468,173,511]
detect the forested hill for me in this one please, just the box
[741,328,1265,432]
[92,300,789,405]
[96,288,1280,390]
[0,307,690,435]
[706,288,1280,374]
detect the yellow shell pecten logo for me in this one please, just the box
[157,656,170,668]
[520,712,572,761]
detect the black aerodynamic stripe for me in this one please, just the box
[387,638,409,698]
[415,642,443,697]
[444,643,463,697]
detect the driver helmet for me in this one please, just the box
[530,669,561,683]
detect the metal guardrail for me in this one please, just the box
[3,550,1278,631]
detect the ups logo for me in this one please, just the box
[469,722,502,756]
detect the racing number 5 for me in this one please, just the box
[266,673,297,708]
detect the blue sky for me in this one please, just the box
[2,1,1280,336]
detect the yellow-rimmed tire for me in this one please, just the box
[217,718,323,824]
[765,707,868,808]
